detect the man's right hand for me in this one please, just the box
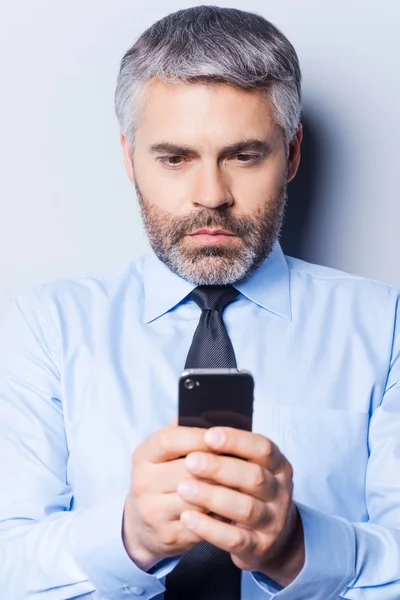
[122,423,211,571]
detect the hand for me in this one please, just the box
[122,422,212,571]
[176,427,305,587]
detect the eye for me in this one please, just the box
[234,153,259,162]
[159,155,187,167]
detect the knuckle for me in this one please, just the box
[205,454,217,476]
[242,497,257,523]
[254,436,274,463]
[160,527,179,548]
[131,480,143,499]
[131,467,151,498]
[261,436,273,457]
[157,429,170,453]
[285,460,294,481]
[229,530,247,554]
[138,496,157,527]
[131,444,143,466]
[281,488,293,511]
[278,474,293,504]
[131,476,145,499]
[254,536,270,559]
[252,465,266,490]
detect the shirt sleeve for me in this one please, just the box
[249,297,400,599]
[0,295,166,600]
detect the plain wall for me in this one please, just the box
[1,0,399,320]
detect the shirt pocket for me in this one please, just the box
[274,406,369,521]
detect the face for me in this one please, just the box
[122,79,302,285]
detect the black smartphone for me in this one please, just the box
[178,368,254,431]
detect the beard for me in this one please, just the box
[135,181,287,285]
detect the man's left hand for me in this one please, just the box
[176,426,305,587]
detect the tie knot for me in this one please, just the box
[189,285,240,313]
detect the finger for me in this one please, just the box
[170,417,178,426]
[134,456,220,495]
[137,491,209,526]
[136,494,203,552]
[185,452,277,501]
[177,479,271,528]
[181,509,259,557]
[204,428,285,473]
[137,425,211,463]
[133,457,189,495]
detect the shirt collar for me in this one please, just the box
[141,240,291,324]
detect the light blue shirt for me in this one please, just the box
[1,241,400,599]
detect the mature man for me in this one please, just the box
[1,5,400,600]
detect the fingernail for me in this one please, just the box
[186,453,206,473]
[177,480,197,499]
[205,428,225,448]
[181,511,198,528]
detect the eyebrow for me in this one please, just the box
[149,139,271,159]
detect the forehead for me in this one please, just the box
[134,78,281,147]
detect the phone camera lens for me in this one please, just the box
[184,378,195,390]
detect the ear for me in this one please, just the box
[120,134,135,184]
[286,124,303,183]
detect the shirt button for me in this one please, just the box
[129,586,144,596]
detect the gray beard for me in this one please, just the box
[135,182,287,285]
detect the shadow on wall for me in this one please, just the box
[280,109,326,261]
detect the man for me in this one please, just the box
[1,5,400,599]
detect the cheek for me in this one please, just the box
[134,158,189,209]
[230,165,286,208]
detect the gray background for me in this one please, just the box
[1,0,399,320]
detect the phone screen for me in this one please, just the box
[178,369,254,430]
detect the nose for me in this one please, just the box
[191,163,233,209]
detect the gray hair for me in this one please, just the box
[115,6,301,148]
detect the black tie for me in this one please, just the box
[165,285,242,600]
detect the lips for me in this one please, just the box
[188,228,235,237]
[186,228,237,246]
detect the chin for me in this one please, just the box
[164,245,258,285]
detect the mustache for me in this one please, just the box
[168,209,260,245]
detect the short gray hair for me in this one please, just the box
[115,6,302,147]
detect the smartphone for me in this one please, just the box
[178,368,254,431]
